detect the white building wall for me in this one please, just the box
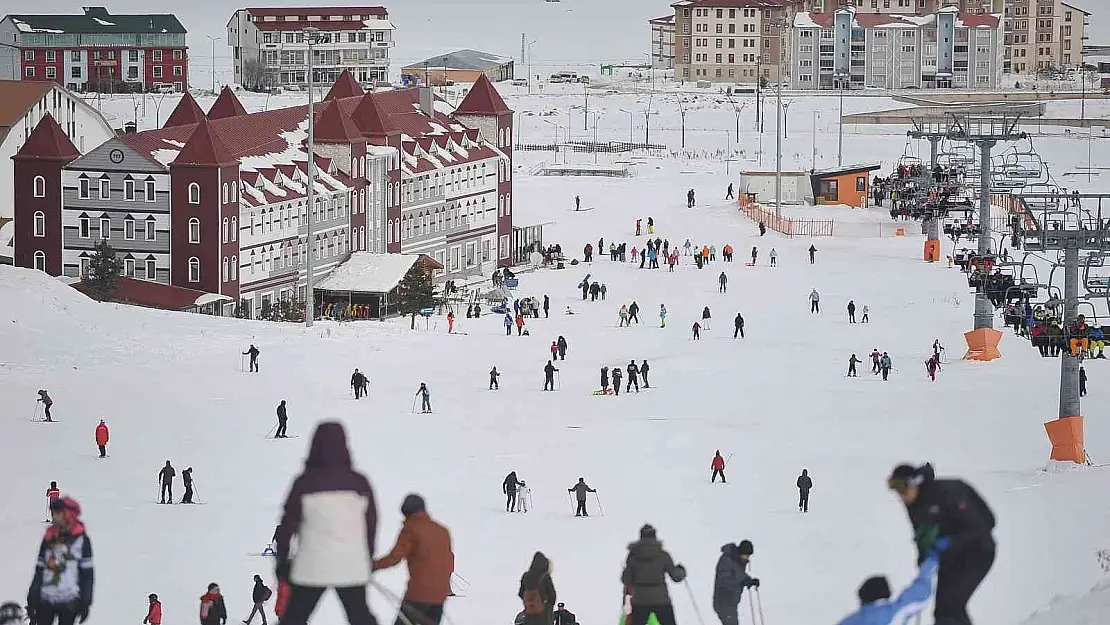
[0,20,19,81]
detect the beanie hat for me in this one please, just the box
[737,540,754,556]
[401,494,426,517]
[639,524,657,539]
[858,576,891,604]
[888,464,923,491]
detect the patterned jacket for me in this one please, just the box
[28,523,94,608]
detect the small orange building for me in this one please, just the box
[809,164,882,208]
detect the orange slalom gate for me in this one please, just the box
[964,328,1003,361]
[1044,416,1086,463]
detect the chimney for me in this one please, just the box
[419,87,434,118]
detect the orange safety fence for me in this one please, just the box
[738,198,835,238]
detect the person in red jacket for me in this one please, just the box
[711,451,727,484]
[144,594,161,625]
[45,482,60,520]
[94,420,109,458]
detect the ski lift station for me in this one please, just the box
[737,164,881,208]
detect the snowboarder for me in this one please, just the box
[568,478,596,517]
[719,272,728,294]
[198,583,227,625]
[504,472,520,512]
[687,189,696,208]
[887,464,996,625]
[275,401,289,438]
[557,335,568,360]
[733,313,745,339]
[553,603,576,625]
[490,367,500,391]
[416,383,432,413]
[158,461,176,504]
[640,360,651,388]
[880,353,892,381]
[626,361,640,393]
[518,552,556,625]
[244,344,260,373]
[1080,365,1087,397]
[600,367,610,395]
[659,304,668,328]
[692,321,701,340]
[848,300,857,323]
[848,354,861,377]
[712,541,758,625]
[834,556,938,625]
[861,304,870,323]
[702,306,712,330]
[27,496,94,625]
[809,289,821,314]
[808,245,817,264]
[711,451,726,483]
[769,248,777,267]
[351,369,367,399]
[612,367,623,396]
[372,494,454,625]
[244,574,272,625]
[94,419,109,458]
[182,467,195,504]
[797,469,813,512]
[144,594,162,625]
[37,389,53,422]
[544,361,559,391]
[621,525,687,625]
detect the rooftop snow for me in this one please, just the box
[315,252,425,293]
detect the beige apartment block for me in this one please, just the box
[1003,0,1089,73]
[671,0,793,84]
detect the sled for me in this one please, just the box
[744,262,755,267]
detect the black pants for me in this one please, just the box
[506,491,517,511]
[34,605,78,625]
[799,490,809,512]
[575,500,587,516]
[641,373,649,388]
[934,540,996,625]
[714,606,739,625]
[246,602,268,625]
[279,584,378,625]
[1080,381,1087,396]
[711,469,726,483]
[250,358,259,373]
[544,376,555,391]
[44,404,52,420]
[354,385,363,399]
[490,378,498,390]
[183,482,194,503]
[545,308,550,318]
[872,360,880,373]
[558,348,566,360]
[394,601,444,625]
[276,419,288,438]
[421,397,431,412]
[613,380,621,395]
[811,301,819,313]
[626,378,639,393]
[882,367,889,381]
[719,284,726,293]
[629,605,676,625]
[98,445,106,458]
[734,326,744,338]
[849,312,855,323]
[848,363,857,376]
[161,483,173,503]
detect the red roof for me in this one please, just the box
[163,91,207,128]
[254,20,379,31]
[246,6,387,17]
[75,277,225,311]
[799,11,1000,29]
[173,120,236,167]
[14,113,80,162]
[314,100,364,143]
[351,91,398,136]
[325,69,364,100]
[208,86,248,120]
[455,74,512,116]
[671,0,790,8]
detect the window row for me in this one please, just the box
[401,160,508,206]
[77,175,158,202]
[74,214,159,241]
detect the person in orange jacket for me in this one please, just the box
[94,420,109,458]
[144,594,162,625]
[373,494,454,625]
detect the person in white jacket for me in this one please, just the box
[516,481,531,513]
[809,289,821,314]
[861,305,870,323]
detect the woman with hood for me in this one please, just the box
[273,422,379,625]
[27,496,94,625]
[712,541,758,625]
[621,525,686,625]
[518,552,556,625]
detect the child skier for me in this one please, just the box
[416,383,432,413]
[516,480,531,513]
[659,304,668,328]
[37,390,53,422]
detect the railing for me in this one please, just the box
[738,197,834,238]
[513,141,667,155]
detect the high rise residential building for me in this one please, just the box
[671,0,794,84]
[650,14,677,69]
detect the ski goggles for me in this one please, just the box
[887,474,924,492]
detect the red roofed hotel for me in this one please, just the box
[11,73,516,318]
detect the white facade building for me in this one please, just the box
[650,14,676,70]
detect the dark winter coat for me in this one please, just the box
[569,481,595,502]
[734,314,744,328]
[557,336,568,353]
[629,302,640,317]
[627,363,639,377]
[640,362,650,376]
[351,372,365,388]
[251,579,270,603]
[797,472,813,492]
[199,591,226,625]
[504,472,520,494]
[545,363,558,377]
[159,464,176,485]
[27,522,94,609]
[518,553,556,622]
[183,469,193,487]
[544,296,551,311]
[275,422,377,587]
[621,537,686,607]
[712,543,753,610]
[277,403,288,421]
[601,368,610,388]
[553,607,576,625]
[847,302,856,314]
[904,476,995,565]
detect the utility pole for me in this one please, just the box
[583,82,588,131]
[304,26,321,328]
[521,33,525,65]
[527,40,536,95]
[837,74,846,167]
[811,110,820,170]
[206,35,222,93]
[773,21,785,217]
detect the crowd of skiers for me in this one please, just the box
[598,360,651,395]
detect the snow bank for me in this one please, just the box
[1021,578,1110,625]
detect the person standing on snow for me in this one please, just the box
[687,189,696,208]
[726,183,734,199]
[692,321,702,340]
[848,300,857,323]
[515,480,532,513]
[808,245,818,264]
[373,494,454,625]
[94,420,109,458]
[888,464,995,625]
[870,349,882,374]
[198,583,227,625]
[612,367,623,396]
[553,603,575,625]
[926,356,941,382]
[544,295,551,318]
[600,367,611,395]
[550,341,559,361]
[518,552,557,625]
[182,467,195,504]
[626,361,640,393]
[143,594,162,625]
[861,304,870,323]
[621,525,687,625]
[504,313,514,335]
[758,221,766,236]
[575,196,581,211]
[504,472,521,512]
[750,247,758,265]
[416,383,432,413]
[37,390,54,422]
[711,451,726,483]
[797,469,813,512]
[243,575,272,625]
[27,496,95,625]
[712,541,758,625]
[629,301,641,324]
[809,289,821,314]
[733,313,745,339]
[46,481,60,517]
[276,401,289,439]
[543,361,559,391]
[848,354,861,377]
[834,556,939,625]
[619,305,630,328]
[557,336,568,360]
[244,345,260,373]
[702,306,712,330]
[659,304,668,328]
[489,367,500,391]
[880,353,893,381]
[1080,365,1087,397]
[568,478,596,517]
[719,272,728,294]
[640,360,651,388]
[158,461,176,504]
[769,248,777,267]
[351,369,367,399]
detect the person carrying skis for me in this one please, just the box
[719,272,728,294]
[518,552,557,625]
[158,461,176,504]
[626,361,640,393]
[351,369,367,399]
[835,555,939,625]
[870,349,882,374]
[557,336,568,360]
[94,420,109,458]
[640,360,651,388]
[888,464,996,625]
[244,575,272,625]
[143,594,162,625]
[808,245,818,264]
[769,248,777,267]
[692,321,701,340]
[504,472,520,512]
[600,367,611,395]
[621,524,687,625]
[543,361,559,391]
[568,478,596,517]
[612,366,623,395]
[276,401,289,439]
[243,345,260,373]
[198,583,227,625]
[733,313,745,339]
[37,390,54,422]
[712,541,758,625]
[659,304,667,328]
[489,367,500,391]
[182,467,195,504]
[809,289,821,314]
[711,451,726,483]
[416,383,432,413]
[373,494,454,625]
[27,496,94,625]
[848,354,861,377]
[797,469,813,512]
[880,353,893,381]
[848,300,857,323]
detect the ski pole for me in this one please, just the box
[683,580,706,625]
[451,572,471,587]
[264,423,278,439]
[369,580,417,625]
[240,354,245,373]
[411,395,418,414]
[754,587,765,625]
[594,491,605,516]
[748,588,757,625]
[32,402,41,422]
[193,481,202,504]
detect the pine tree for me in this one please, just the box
[83,240,123,302]
[393,260,436,329]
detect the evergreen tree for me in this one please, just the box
[393,261,436,329]
[82,240,122,302]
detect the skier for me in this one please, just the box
[848,300,857,323]
[550,341,559,361]
[351,369,367,399]
[719,272,727,294]
[712,541,758,625]
[553,603,576,625]
[198,583,227,625]
[926,356,941,382]
[447,311,455,334]
[702,306,712,330]
[1080,365,1087,397]
[94,419,109,458]
[640,360,651,388]
[244,344,260,373]
[834,556,939,625]
[275,401,289,438]
[27,496,94,625]
[612,367,623,396]
[711,451,726,483]
[373,494,454,625]
[601,284,608,300]
[626,361,640,393]
[557,335,568,360]
[143,594,162,625]
[933,339,944,362]
[848,354,861,377]
[182,467,194,504]
[416,383,432,413]
[629,301,641,324]
[621,524,687,625]
[750,246,758,265]
[733,313,745,339]
[158,461,176,504]
[871,349,882,374]
[516,312,526,336]
[880,353,893,381]
[684,239,693,256]
[543,361,559,391]
[797,469,813,512]
[861,304,870,323]
[504,313,514,335]
[726,183,734,199]
[518,552,557,625]
[809,289,821,313]
[808,245,817,264]
[37,389,53,422]
[600,367,611,395]
[244,575,272,625]
[489,367,500,391]
[504,472,520,512]
[887,464,996,625]
[769,248,777,267]
[687,189,696,208]
[692,321,701,340]
[619,305,630,328]
[636,219,642,236]
[659,304,667,328]
[516,480,532,513]
[568,478,596,517]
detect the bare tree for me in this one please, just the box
[241,58,269,92]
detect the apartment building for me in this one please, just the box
[791,6,1005,89]
[227,6,394,90]
[650,14,677,69]
[1004,0,1089,73]
[795,1,1004,13]
[671,0,793,84]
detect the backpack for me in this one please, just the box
[261,586,273,602]
[521,576,547,615]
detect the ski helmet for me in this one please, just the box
[49,495,81,517]
[737,540,754,556]
[887,464,922,492]
[857,576,891,604]
[148,594,158,601]
[0,603,24,625]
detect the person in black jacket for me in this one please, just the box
[640,360,650,388]
[28,496,94,625]
[626,361,640,393]
[275,401,288,439]
[244,575,271,625]
[712,541,758,625]
[621,525,686,625]
[503,472,520,512]
[243,345,260,373]
[553,603,575,625]
[518,552,556,625]
[490,367,500,391]
[888,463,996,625]
[543,361,559,391]
[796,469,813,513]
[557,336,568,360]
[351,369,367,399]
[600,367,610,394]
[182,467,195,504]
[733,313,744,339]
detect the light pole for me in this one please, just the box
[589,112,601,164]
[205,35,222,93]
[811,110,821,170]
[527,40,536,95]
[542,118,560,164]
[773,22,785,217]
[836,73,847,167]
[781,99,792,138]
[304,26,322,328]
[582,82,589,131]
[677,97,687,149]
[618,108,634,144]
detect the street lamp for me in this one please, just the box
[582,81,589,131]
[677,97,687,149]
[835,71,847,167]
[781,99,793,138]
[588,112,602,164]
[303,26,323,327]
[527,40,537,95]
[542,118,561,164]
[205,35,222,93]
[618,108,634,144]
[811,110,821,170]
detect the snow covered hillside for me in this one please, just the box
[3,145,1110,625]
